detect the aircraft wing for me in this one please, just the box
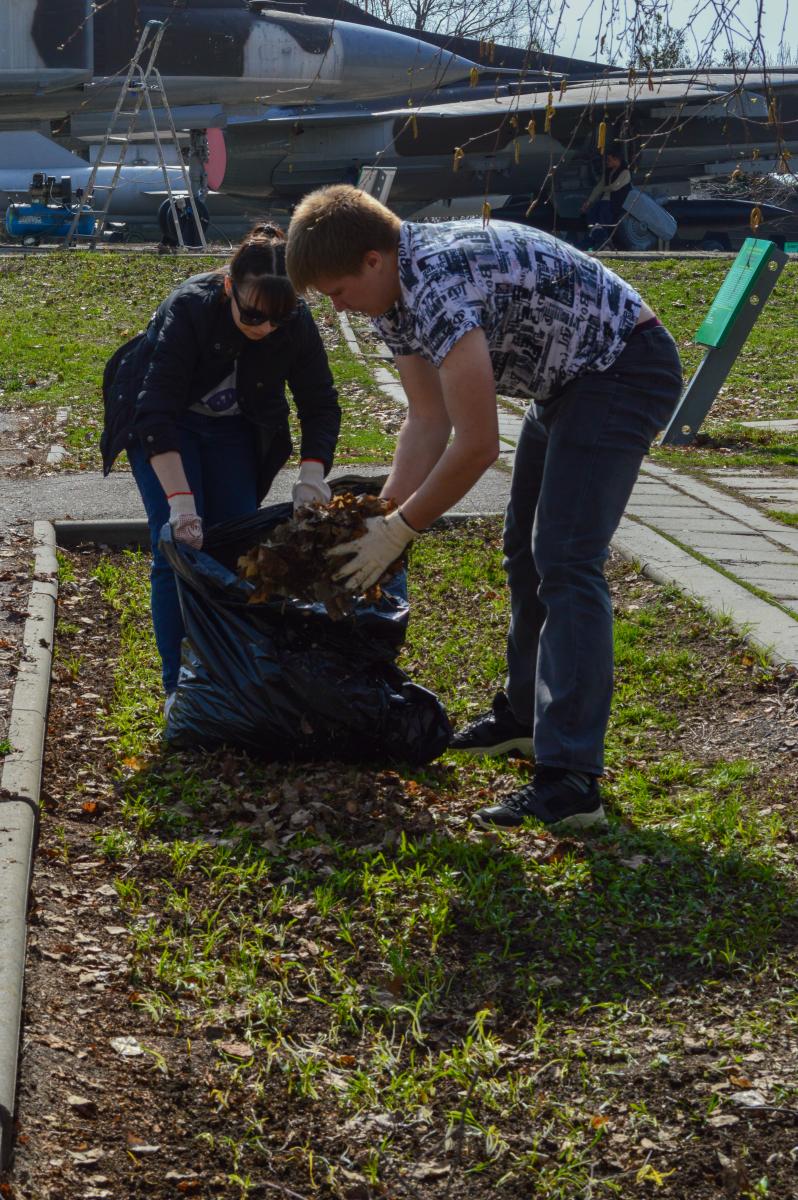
[379,68,798,157]
[382,79,769,120]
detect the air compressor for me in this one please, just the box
[4,174,96,245]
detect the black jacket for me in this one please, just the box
[100,272,340,502]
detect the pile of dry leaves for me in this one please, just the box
[237,492,401,619]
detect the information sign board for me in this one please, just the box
[694,238,775,349]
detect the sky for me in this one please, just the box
[553,0,793,67]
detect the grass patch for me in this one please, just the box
[2,255,797,475]
[766,508,798,527]
[0,257,395,471]
[31,524,798,1198]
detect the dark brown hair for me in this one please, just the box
[226,222,296,320]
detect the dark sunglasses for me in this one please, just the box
[230,279,296,327]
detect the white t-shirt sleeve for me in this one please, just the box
[410,275,486,368]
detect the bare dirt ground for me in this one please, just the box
[2,545,798,1199]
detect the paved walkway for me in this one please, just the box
[616,464,798,667]
[4,314,798,669]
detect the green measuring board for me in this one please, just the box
[694,238,776,349]
[786,242,798,253]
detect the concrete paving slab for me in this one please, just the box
[707,488,798,505]
[628,486,697,501]
[740,419,798,431]
[640,468,798,548]
[646,513,756,527]
[711,549,798,564]
[680,539,786,555]
[706,472,797,484]
[373,366,408,410]
[705,469,764,476]
[714,562,798,580]
[626,500,707,516]
[731,479,798,487]
[614,517,798,667]
[726,487,798,498]
[626,502,715,517]
[758,585,798,601]
[651,528,761,541]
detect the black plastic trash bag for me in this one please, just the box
[160,502,451,765]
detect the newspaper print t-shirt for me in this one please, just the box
[189,365,241,416]
[373,221,642,402]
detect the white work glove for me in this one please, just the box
[329,509,420,593]
[167,492,203,549]
[292,460,331,513]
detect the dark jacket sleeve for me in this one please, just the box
[131,294,204,456]
[286,306,341,472]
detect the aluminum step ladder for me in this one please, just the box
[63,19,207,250]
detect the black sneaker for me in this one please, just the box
[450,692,533,758]
[473,769,607,832]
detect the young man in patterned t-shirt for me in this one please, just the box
[287,185,683,833]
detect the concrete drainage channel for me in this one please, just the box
[0,518,150,1170]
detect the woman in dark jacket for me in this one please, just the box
[101,223,340,713]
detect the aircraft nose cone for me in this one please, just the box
[337,25,479,98]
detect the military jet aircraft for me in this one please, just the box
[0,0,484,128]
[209,66,798,214]
[6,1,795,235]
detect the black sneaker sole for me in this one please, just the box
[450,736,534,758]
[472,803,608,832]
[548,804,608,833]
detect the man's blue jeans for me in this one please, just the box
[129,411,259,693]
[503,325,683,775]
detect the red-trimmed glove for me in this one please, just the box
[329,509,419,593]
[168,492,203,550]
[292,460,332,513]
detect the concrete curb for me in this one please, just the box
[337,311,409,410]
[614,515,798,669]
[0,521,57,1169]
[337,311,364,359]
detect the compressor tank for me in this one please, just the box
[5,201,95,242]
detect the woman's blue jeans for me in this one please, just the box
[502,325,683,775]
[129,412,259,693]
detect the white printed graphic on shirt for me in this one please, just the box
[373,221,642,403]
[190,365,240,416]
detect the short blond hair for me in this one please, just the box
[286,185,401,292]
